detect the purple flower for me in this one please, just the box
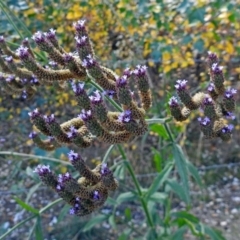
[30,76,39,84]
[75,36,88,47]
[78,109,92,121]
[73,19,86,31]
[224,88,237,99]
[221,124,234,133]
[198,117,211,126]
[168,96,179,107]
[123,68,132,77]
[22,38,29,45]
[68,150,80,162]
[89,90,102,104]
[175,79,188,91]
[33,165,51,176]
[58,172,72,186]
[49,61,58,68]
[29,131,37,139]
[224,112,235,120]
[16,46,30,59]
[82,55,96,68]
[207,51,218,61]
[67,126,78,139]
[118,110,132,123]
[102,90,115,98]
[133,65,147,77]
[101,163,110,176]
[32,31,46,44]
[21,90,28,99]
[207,83,215,92]
[45,29,56,40]
[69,208,76,215]
[28,108,40,119]
[0,36,5,43]
[5,56,13,63]
[93,190,100,200]
[6,75,15,82]
[63,53,74,63]
[72,82,85,95]
[116,75,128,87]
[44,114,55,124]
[211,63,223,74]
[203,97,213,105]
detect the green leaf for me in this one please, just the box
[171,211,199,224]
[108,215,116,229]
[172,144,190,204]
[116,192,136,205]
[114,164,125,180]
[14,197,39,214]
[170,226,188,240]
[118,228,132,240]
[145,161,173,200]
[57,204,70,223]
[204,225,226,240]
[124,208,132,221]
[149,192,167,202]
[82,214,107,232]
[187,161,203,187]
[35,217,43,240]
[151,147,162,172]
[167,179,189,203]
[150,124,169,140]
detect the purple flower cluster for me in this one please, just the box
[175,79,188,91]
[69,197,81,215]
[203,97,213,105]
[67,150,81,163]
[45,29,56,40]
[28,108,40,119]
[67,126,78,139]
[168,96,179,108]
[207,51,218,62]
[0,36,4,43]
[224,88,237,99]
[93,190,100,200]
[102,90,115,98]
[89,91,102,104]
[198,117,211,126]
[29,131,37,139]
[221,124,234,134]
[116,75,128,88]
[33,165,51,177]
[32,31,46,44]
[16,46,30,59]
[5,56,13,63]
[63,53,74,63]
[211,63,223,75]
[118,110,132,123]
[75,36,88,48]
[100,163,111,176]
[5,75,15,82]
[207,83,215,92]
[44,114,55,124]
[82,55,96,68]
[73,19,86,31]
[132,65,147,77]
[78,109,92,121]
[71,82,85,95]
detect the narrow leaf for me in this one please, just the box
[116,192,136,205]
[82,214,107,232]
[35,217,44,240]
[14,197,39,214]
[187,161,203,187]
[145,162,173,200]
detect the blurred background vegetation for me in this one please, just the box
[0,0,239,239]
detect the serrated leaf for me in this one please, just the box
[145,162,173,200]
[14,197,39,214]
[173,144,190,204]
[82,214,107,232]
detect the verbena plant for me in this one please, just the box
[0,6,236,239]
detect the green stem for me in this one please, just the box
[39,198,62,214]
[117,145,154,228]
[0,215,36,240]
[164,123,175,143]
[146,117,172,125]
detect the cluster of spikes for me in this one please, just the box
[34,150,118,216]
[169,52,237,141]
[0,19,152,150]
